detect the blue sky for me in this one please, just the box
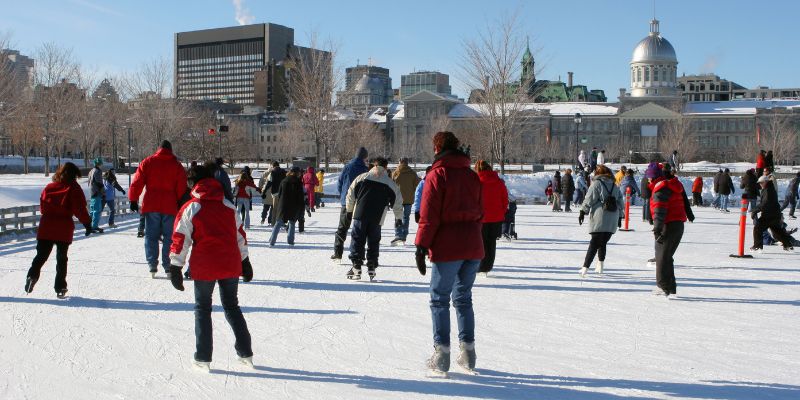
[3,0,799,99]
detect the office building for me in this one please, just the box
[400,71,452,100]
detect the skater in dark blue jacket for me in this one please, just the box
[331,147,370,262]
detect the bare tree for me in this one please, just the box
[460,12,537,174]
[0,32,28,126]
[285,33,341,168]
[759,112,798,165]
[658,117,698,163]
[7,103,42,173]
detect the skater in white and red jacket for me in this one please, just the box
[168,163,255,371]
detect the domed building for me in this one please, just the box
[629,19,679,98]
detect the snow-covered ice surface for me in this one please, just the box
[1,202,798,399]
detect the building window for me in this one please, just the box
[644,67,650,82]
[637,68,641,83]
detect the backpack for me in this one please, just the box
[599,180,618,212]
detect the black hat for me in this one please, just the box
[161,140,172,150]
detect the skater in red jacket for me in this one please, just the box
[168,163,254,371]
[25,162,92,298]
[475,160,508,275]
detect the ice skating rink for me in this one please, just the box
[0,204,797,399]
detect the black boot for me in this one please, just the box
[25,276,38,293]
[347,264,362,280]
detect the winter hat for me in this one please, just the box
[160,140,172,151]
[662,163,673,175]
[290,166,301,174]
[356,147,368,160]
[93,157,103,166]
[645,162,662,179]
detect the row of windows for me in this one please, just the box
[177,39,264,65]
[177,67,261,80]
[177,75,255,86]
[552,118,619,133]
[632,65,677,84]
[178,81,254,91]
[178,53,262,66]
[178,61,263,73]
[692,118,754,132]
[179,90,254,98]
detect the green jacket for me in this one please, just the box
[392,164,421,205]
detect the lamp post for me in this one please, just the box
[111,123,117,170]
[43,134,50,177]
[216,110,224,158]
[574,112,582,171]
[127,126,132,187]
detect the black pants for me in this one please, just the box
[349,219,381,267]
[501,202,518,236]
[642,199,651,222]
[753,216,793,248]
[781,195,797,217]
[193,278,252,362]
[655,222,684,294]
[563,195,572,212]
[261,201,271,222]
[692,193,703,207]
[583,232,613,269]
[28,240,70,293]
[479,222,503,273]
[333,208,353,257]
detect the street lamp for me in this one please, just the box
[127,126,132,187]
[43,134,49,177]
[216,110,224,158]
[574,112,582,170]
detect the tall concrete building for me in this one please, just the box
[338,64,393,111]
[175,23,328,111]
[400,71,452,100]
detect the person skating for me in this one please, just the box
[102,168,126,228]
[87,157,105,233]
[269,167,305,246]
[261,161,286,225]
[545,181,554,205]
[415,131,483,376]
[212,158,234,203]
[578,149,587,171]
[589,147,598,173]
[614,165,627,186]
[718,168,735,212]
[597,149,606,166]
[650,163,695,296]
[233,170,259,229]
[552,171,562,211]
[691,176,704,207]
[315,169,325,208]
[575,170,588,205]
[128,140,188,278]
[501,190,518,241]
[578,165,624,277]
[780,172,800,219]
[751,175,795,251]
[711,169,723,209]
[345,157,403,281]
[303,166,319,212]
[332,147,369,262]
[619,169,640,206]
[391,157,421,246]
[168,164,254,372]
[476,160,508,276]
[641,163,658,222]
[755,150,766,178]
[765,150,775,174]
[741,169,759,211]
[561,169,575,212]
[413,166,432,224]
[25,162,93,298]
[670,150,679,172]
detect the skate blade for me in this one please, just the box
[150,272,157,279]
[347,275,361,281]
[56,290,68,299]
[458,365,479,375]
[192,361,211,373]
[426,369,449,379]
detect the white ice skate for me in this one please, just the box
[595,261,604,275]
[192,360,211,373]
[478,272,489,278]
[390,239,405,247]
[238,356,254,369]
[579,267,588,278]
[651,287,669,297]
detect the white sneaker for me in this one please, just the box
[595,261,604,274]
[238,356,254,369]
[192,360,211,372]
[390,239,405,247]
[478,272,489,278]
[579,267,588,278]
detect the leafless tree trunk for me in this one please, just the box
[658,117,698,164]
[759,113,798,165]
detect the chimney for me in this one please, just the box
[619,88,627,98]
[568,72,574,89]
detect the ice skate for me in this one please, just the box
[238,356,254,369]
[367,265,376,282]
[24,276,38,294]
[456,342,477,374]
[56,289,68,299]
[347,265,362,280]
[595,261,604,274]
[330,254,342,264]
[478,271,489,278]
[651,287,669,297]
[783,246,794,252]
[426,344,450,378]
[192,360,211,373]
[137,231,144,238]
[390,238,405,247]
[579,267,588,278]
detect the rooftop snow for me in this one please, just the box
[684,100,800,115]
[448,102,619,118]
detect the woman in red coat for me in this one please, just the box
[476,160,509,275]
[691,176,704,206]
[26,162,92,298]
[302,166,319,211]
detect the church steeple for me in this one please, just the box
[521,36,535,84]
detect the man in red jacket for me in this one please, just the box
[415,131,483,376]
[168,164,254,371]
[128,140,187,278]
[650,163,694,297]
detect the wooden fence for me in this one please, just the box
[0,197,136,237]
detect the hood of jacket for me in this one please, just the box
[432,149,471,170]
[393,163,414,178]
[306,167,315,174]
[191,178,224,201]
[478,170,502,184]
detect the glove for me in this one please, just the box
[415,246,428,276]
[169,265,184,291]
[83,223,92,237]
[121,190,126,195]
[130,201,139,212]
[578,211,585,225]
[414,212,420,223]
[395,219,403,228]
[241,257,253,282]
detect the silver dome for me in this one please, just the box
[630,20,677,64]
[353,74,383,92]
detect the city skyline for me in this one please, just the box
[3,0,800,100]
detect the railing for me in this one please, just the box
[0,197,136,237]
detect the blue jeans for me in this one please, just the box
[720,194,730,211]
[104,199,116,226]
[236,198,251,229]
[89,196,103,229]
[138,213,145,233]
[269,218,296,246]
[394,204,412,241]
[194,278,252,362]
[430,259,480,346]
[712,194,721,208]
[144,212,175,272]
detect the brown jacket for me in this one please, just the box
[392,164,421,205]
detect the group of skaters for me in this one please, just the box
[19,132,799,376]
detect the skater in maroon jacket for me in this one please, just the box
[25,162,93,298]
